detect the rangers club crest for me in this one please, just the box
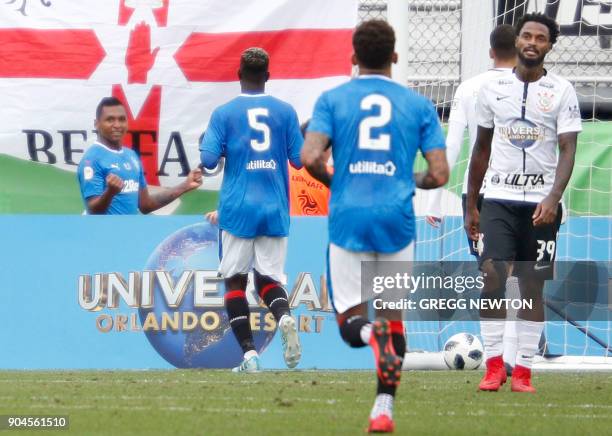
[537,91,555,113]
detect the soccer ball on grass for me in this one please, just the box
[443,333,484,370]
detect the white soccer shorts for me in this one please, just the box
[218,231,288,284]
[328,241,415,314]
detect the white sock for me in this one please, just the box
[502,320,518,368]
[480,318,505,360]
[503,277,520,367]
[244,350,258,360]
[370,393,393,419]
[515,319,544,369]
[505,276,520,301]
[360,323,372,345]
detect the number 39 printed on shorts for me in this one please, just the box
[536,239,556,262]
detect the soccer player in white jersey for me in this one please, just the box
[425,25,522,373]
[302,20,448,433]
[200,48,303,373]
[465,13,581,393]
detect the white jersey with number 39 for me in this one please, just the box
[477,70,582,203]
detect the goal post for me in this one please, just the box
[364,0,612,370]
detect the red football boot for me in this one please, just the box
[478,355,507,391]
[511,365,536,393]
[367,414,395,433]
[369,319,403,387]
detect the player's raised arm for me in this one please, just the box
[138,168,202,214]
[532,131,577,226]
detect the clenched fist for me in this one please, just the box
[106,173,124,196]
[185,168,203,191]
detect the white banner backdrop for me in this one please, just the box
[0,0,357,189]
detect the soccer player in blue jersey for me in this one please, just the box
[77,97,202,214]
[301,20,449,433]
[199,48,302,373]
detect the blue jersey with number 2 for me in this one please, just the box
[308,76,445,252]
[200,94,303,238]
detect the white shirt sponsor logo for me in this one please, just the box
[349,160,396,177]
[246,159,277,170]
[498,119,544,149]
[122,180,140,193]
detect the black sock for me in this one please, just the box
[338,315,370,348]
[254,270,290,322]
[224,289,255,354]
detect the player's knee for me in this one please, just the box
[337,314,369,348]
[253,269,277,291]
[253,269,287,300]
[224,273,248,292]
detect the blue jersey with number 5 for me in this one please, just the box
[200,94,303,238]
[308,76,445,252]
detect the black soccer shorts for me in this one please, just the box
[478,199,562,280]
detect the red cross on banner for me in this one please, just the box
[0,0,356,188]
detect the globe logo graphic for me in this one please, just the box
[139,222,275,368]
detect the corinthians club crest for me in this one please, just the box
[537,91,555,113]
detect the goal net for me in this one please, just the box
[359,0,612,369]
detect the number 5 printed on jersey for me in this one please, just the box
[248,108,271,151]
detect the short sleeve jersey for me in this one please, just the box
[199,94,303,238]
[477,70,582,203]
[308,75,446,253]
[77,142,146,215]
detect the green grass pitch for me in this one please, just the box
[1,370,611,435]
